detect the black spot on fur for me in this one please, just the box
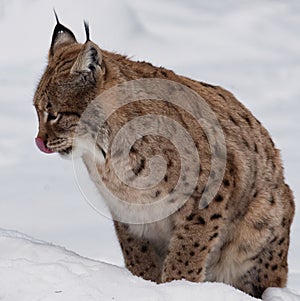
[130,146,138,154]
[141,245,148,253]
[193,242,200,248]
[190,251,195,256]
[133,158,145,175]
[200,246,207,252]
[223,179,230,187]
[269,196,275,205]
[209,232,219,241]
[211,213,222,220]
[161,70,168,77]
[186,213,195,221]
[167,160,173,168]
[197,216,206,225]
[215,194,223,202]
[278,238,285,245]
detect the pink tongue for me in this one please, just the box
[35,137,54,154]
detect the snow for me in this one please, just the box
[0,0,300,300]
[0,228,299,301]
[0,229,264,301]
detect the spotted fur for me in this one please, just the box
[33,20,295,298]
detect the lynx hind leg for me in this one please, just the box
[233,184,294,298]
[114,221,163,283]
[234,245,289,298]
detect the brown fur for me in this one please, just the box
[33,21,295,298]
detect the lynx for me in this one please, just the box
[33,16,295,298]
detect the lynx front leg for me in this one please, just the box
[161,213,221,283]
[114,221,163,283]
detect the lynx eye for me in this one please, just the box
[44,111,61,123]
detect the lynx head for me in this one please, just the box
[34,14,104,156]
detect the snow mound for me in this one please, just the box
[262,288,300,301]
[0,229,254,301]
[1,229,299,301]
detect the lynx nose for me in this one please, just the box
[35,137,54,154]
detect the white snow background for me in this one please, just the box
[0,0,299,300]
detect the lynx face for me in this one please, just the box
[34,19,104,155]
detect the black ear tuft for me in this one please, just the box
[50,10,77,57]
[53,8,60,24]
[84,20,90,42]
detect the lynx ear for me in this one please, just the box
[49,11,77,58]
[71,41,103,74]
